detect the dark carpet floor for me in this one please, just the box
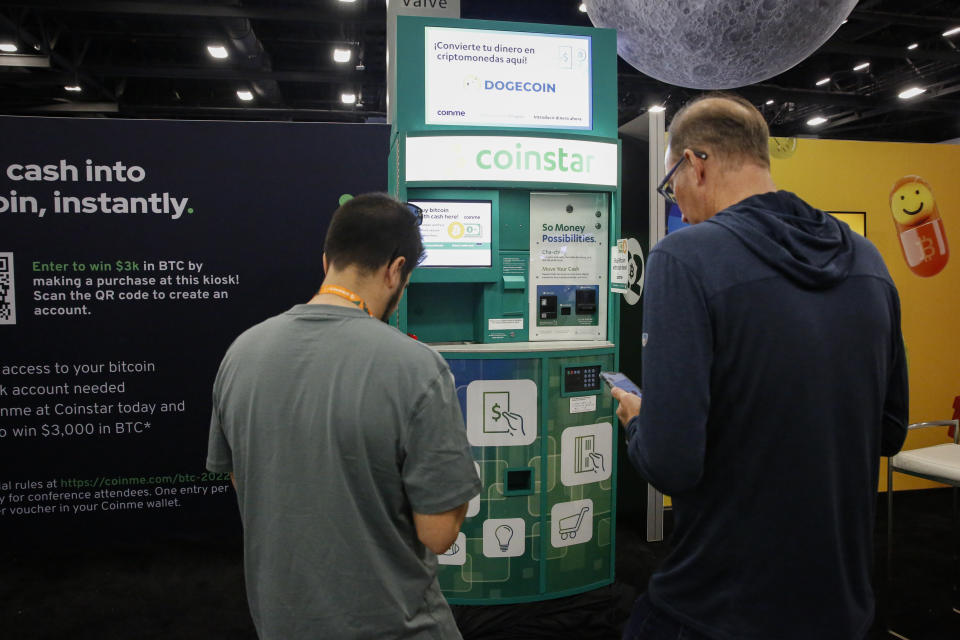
[2,489,957,639]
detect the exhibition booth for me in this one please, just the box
[1,7,958,640]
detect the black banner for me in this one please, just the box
[0,116,389,542]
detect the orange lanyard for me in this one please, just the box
[317,285,374,317]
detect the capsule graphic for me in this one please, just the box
[889,175,948,277]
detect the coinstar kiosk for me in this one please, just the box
[390,16,621,604]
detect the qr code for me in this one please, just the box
[0,252,16,325]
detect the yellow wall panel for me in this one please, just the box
[771,138,960,491]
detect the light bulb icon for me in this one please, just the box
[494,524,514,552]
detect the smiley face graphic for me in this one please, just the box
[889,175,949,277]
[890,177,935,227]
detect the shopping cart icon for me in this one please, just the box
[557,506,590,541]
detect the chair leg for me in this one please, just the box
[953,486,959,615]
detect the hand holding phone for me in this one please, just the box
[602,371,642,428]
[600,371,642,397]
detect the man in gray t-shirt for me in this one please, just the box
[207,194,480,640]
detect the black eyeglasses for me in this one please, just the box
[404,202,423,226]
[656,150,708,205]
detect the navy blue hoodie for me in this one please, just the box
[627,191,908,640]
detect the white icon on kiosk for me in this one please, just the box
[560,423,612,486]
[438,532,467,566]
[466,380,537,446]
[551,499,593,548]
[482,518,525,558]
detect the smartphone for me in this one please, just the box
[600,371,642,397]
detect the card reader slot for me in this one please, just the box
[575,289,597,315]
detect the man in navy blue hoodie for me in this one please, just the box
[613,94,909,640]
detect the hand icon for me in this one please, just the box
[588,452,605,473]
[501,411,525,436]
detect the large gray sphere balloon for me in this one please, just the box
[587,0,857,89]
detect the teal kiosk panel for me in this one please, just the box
[391,16,621,605]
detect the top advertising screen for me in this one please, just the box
[425,26,592,130]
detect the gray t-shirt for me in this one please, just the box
[207,304,480,640]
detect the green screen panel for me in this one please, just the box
[439,352,616,603]
[544,354,616,593]
[440,357,543,601]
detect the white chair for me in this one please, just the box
[886,419,960,639]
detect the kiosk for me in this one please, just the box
[390,16,620,604]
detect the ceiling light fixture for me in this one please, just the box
[853,62,870,71]
[338,0,357,3]
[236,89,254,101]
[815,77,830,86]
[765,99,775,105]
[648,104,665,113]
[907,43,919,50]
[64,85,82,92]
[943,26,960,37]
[333,48,352,63]
[0,54,49,68]
[0,42,17,53]
[341,92,357,105]
[579,3,588,12]
[207,45,229,59]
[807,116,828,126]
[898,86,926,100]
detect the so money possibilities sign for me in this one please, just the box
[405,136,618,186]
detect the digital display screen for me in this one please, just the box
[424,26,592,130]
[411,200,492,267]
[564,365,602,393]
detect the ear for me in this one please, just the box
[686,149,708,186]
[322,253,329,275]
[385,255,406,289]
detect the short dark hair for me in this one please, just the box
[668,92,770,168]
[323,193,424,279]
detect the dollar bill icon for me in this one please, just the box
[483,391,511,434]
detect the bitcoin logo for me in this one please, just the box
[922,236,936,262]
[448,221,465,239]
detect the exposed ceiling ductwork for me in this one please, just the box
[0,0,957,142]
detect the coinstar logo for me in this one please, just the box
[483,80,557,93]
[475,142,596,173]
[404,137,617,185]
